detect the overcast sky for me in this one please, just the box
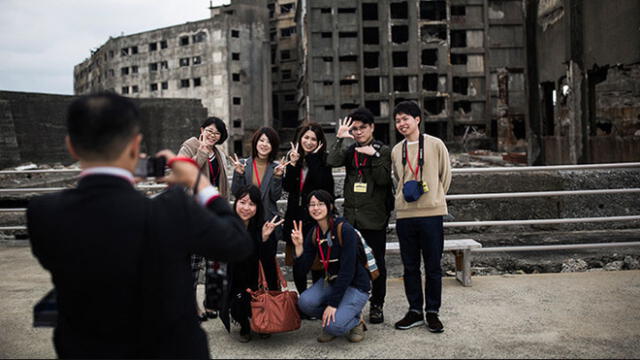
[0,0,230,95]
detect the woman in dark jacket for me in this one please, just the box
[225,185,282,342]
[292,190,371,343]
[283,122,334,294]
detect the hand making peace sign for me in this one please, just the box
[262,215,285,242]
[230,153,246,175]
[288,141,300,166]
[291,220,304,257]
[274,156,291,177]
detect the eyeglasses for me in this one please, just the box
[308,202,326,209]
[205,130,221,137]
[349,125,370,133]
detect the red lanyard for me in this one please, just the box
[353,151,368,178]
[252,159,262,188]
[316,227,331,272]
[405,145,420,180]
[299,167,306,193]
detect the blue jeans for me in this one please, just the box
[297,280,369,336]
[396,216,444,313]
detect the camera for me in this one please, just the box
[134,156,167,178]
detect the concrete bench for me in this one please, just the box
[386,239,483,287]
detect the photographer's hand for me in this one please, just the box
[156,150,210,192]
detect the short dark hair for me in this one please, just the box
[295,122,327,160]
[348,107,375,125]
[200,117,228,144]
[393,101,422,120]
[307,189,338,219]
[251,127,280,162]
[233,184,264,234]
[66,92,140,161]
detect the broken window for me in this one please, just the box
[363,52,379,68]
[421,25,447,43]
[451,30,467,47]
[233,119,242,128]
[109,50,114,58]
[132,85,139,93]
[453,100,471,113]
[321,32,332,38]
[121,48,129,56]
[394,76,409,92]
[422,49,438,66]
[424,97,446,115]
[160,61,168,70]
[232,52,240,60]
[180,36,189,46]
[270,30,276,41]
[282,70,292,79]
[161,81,168,90]
[324,105,335,110]
[392,51,408,67]
[338,8,356,13]
[232,73,240,82]
[268,3,275,18]
[281,50,291,60]
[234,140,243,157]
[149,42,158,51]
[281,27,296,37]
[453,77,469,95]
[451,6,466,16]
[160,40,168,49]
[272,66,278,73]
[192,32,206,43]
[131,46,138,54]
[179,58,190,67]
[420,1,447,20]
[362,3,378,20]
[131,65,138,74]
[180,79,190,88]
[192,55,202,65]
[339,79,358,85]
[320,8,331,14]
[233,97,242,105]
[108,69,115,77]
[271,47,276,63]
[390,2,408,19]
[193,77,201,87]
[391,26,409,44]
[281,3,294,13]
[423,74,439,91]
[121,67,129,76]
[339,55,358,62]
[339,32,358,38]
[451,54,468,65]
[150,83,158,91]
[365,100,381,116]
[322,56,333,62]
[363,27,379,44]
[121,86,129,94]
[341,103,359,110]
[364,76,380,93]
[323,81,333,86]
[284,94,295,102]
[424,121,447,140]
[231,30,239,38]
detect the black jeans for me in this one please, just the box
[359,228,387,307]
[396,216,444,313]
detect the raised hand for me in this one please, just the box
[288,141,300,166]
[312,141,324,154]
[336,117,355,139]
[230,153,246,175]
[291,220,304,257]
[197,133,212,155]
[262,215,285,242]
[274,156,290,177]
[355,145,376,156]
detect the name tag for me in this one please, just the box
[354,182,368,193]
[422,183,429,193]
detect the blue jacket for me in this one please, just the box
[294,217,371,307]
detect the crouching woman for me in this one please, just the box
[291,190,370,343]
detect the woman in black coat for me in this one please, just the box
[225,185,283,342]
[282,122,334,294]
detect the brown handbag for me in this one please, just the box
[247,260,301,334]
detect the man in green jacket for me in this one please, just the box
[327,107,393,324]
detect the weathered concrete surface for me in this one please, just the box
[1,246,639,359]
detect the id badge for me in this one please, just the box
[354,182,368,193]
[422,183,429,193]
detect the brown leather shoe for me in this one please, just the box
[347,321,367,343]
[317,329,336,343]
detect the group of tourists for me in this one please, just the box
[180,100,452,343]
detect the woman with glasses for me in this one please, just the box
[282,122,334,297]
[178,116,230,321]
[291,190,371,343]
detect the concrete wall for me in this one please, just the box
[0,91,208,169]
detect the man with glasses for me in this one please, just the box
[327,107,393,324]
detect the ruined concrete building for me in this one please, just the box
[526,0,640,164]
[295,0,527,148]
[73,0,271,156]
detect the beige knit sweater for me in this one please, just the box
[391,134,452,219]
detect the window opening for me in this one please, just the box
[392,51,408,67]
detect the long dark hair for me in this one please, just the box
[250,126,280,162]
[233,185,264,234]
[295,122,327,164]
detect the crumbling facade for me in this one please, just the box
[296,0,527,148]
[73,0,270,156]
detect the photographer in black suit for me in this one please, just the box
[27,92,252,359]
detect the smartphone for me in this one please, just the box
[134,156,167,178]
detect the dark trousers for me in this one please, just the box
[359,228,387,306]
[396,216,444,313]
[294,268,324,294]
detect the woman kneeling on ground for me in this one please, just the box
[291,190,371,343]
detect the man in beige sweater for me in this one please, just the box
[391,101,451,333]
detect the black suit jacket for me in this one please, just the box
[27,174,252,359]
